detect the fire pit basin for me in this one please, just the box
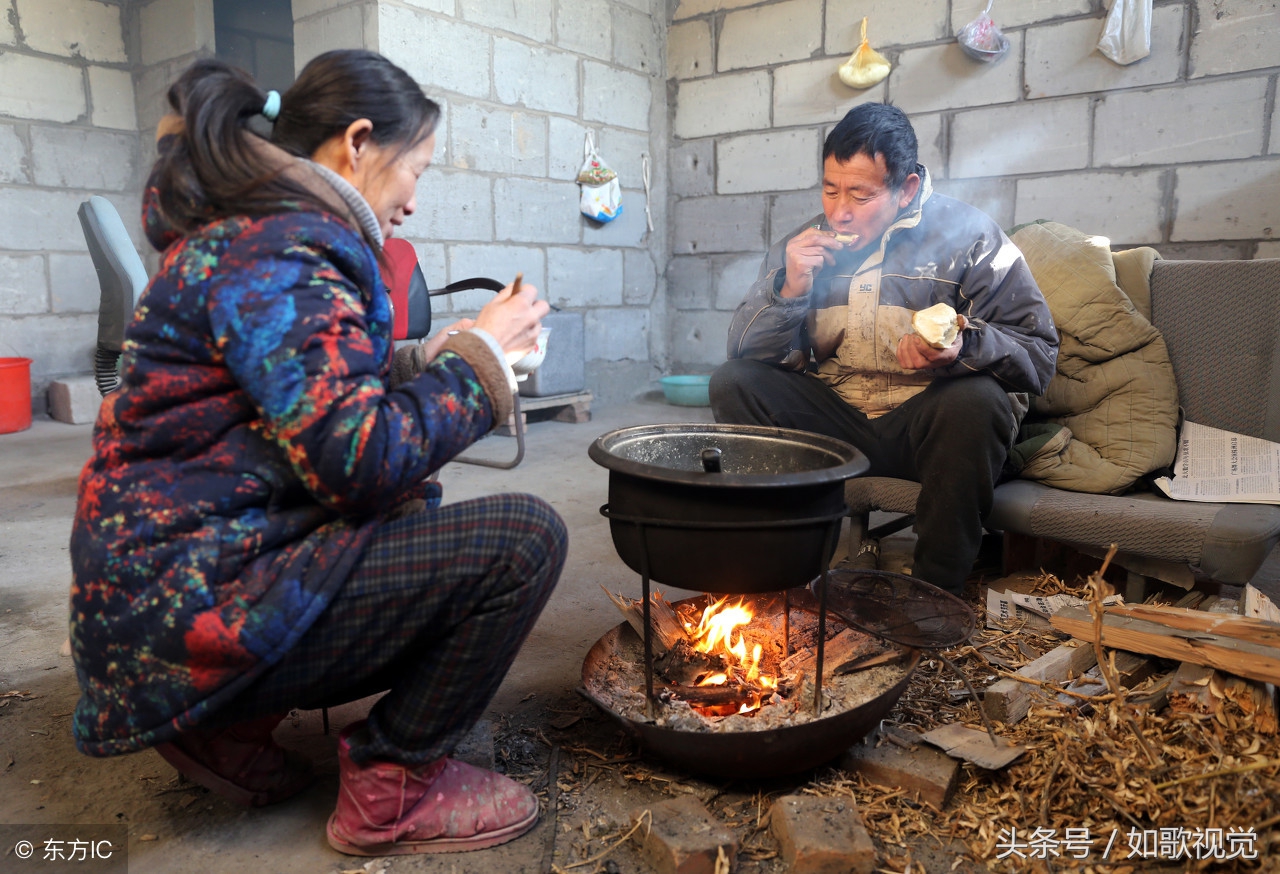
[589,424,869,593]
[581,594,920,778]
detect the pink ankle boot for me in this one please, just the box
[326,721,539,856]
[154,713,314,807]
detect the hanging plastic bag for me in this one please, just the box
[1097,0,1152,65]
[577,130,621,223]
[838,17,891,89]
[957,0,1010,63]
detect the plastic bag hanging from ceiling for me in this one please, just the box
[956,0,1010,62]
[838,17,890,89]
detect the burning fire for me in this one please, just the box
[684,597,778,715]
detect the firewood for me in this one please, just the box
[1244,584,1280,625]
[1220,674,1279,735]
[653,639,724,686]
[982,640,1096,725]
[1106,603,1280,646]
[778,627,883,680]
[1050,606,1280,686]
[601,586,690,654]
[1167,663,1219,714]
[1055,650,1159,711]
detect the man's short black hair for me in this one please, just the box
[823,103,919,190]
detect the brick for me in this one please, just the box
[717,129,821,195]
[912,112,943,179]
[0,254,47,315]
[546,247,624,307]
[49,253,99,314]
[838,734,960,809]
[932,178,1016,231]
[1024,7,1184,100]
[714,253,760,310]
[585,307,649,361]
[0,187,95,251]
[673,194,767,255]
[617,0,651,11]
[599,127,652,189]
[31,126,138,191]
[667,19,711,80]
[409,242,447,292]
[1014,170,1164,245]
[457,0,552,43]
[623,247,656,305]
[0,54,85,123]
[548,116,589,181]
[770,190,821,242]
[718,0,823,72]
[673,0,757,20]
[16,0,126,63]
[46,376,101,425]
[139,0,216,66]
[0,122,29,184]
[582,62,651,132]
[0,313,96,380]
[493,178,579,244]
[295,3,377,59]
[380,6,488,100]
[87,66,137,131]
[670,307,733,369]
[952,98,1090,178]
[1095,78,1268,168]
[448,103,546,176]
[666,255,713,309]
[773,58,886,128]
[494,38,579,116]
[1172,160,1280,242]
[293,0,360,17]
[587,190,649,247]
[556,0,611,60]
[670,140,714,197]
[630,795,737,874]
[1,4,13,45]
[1190,0,1280,78]
[769,794,877,874]
[889,34,1023,115]
[446,244,545,312]
[399,170,492,242]
[825,0,948,54]
[1273,105,1280,156]
[133,58,190,133]
[1257,242,1280,259]
[613,5,660,74]
[674,72,770,139]
[951,0,1090,32]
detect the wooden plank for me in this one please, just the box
[1055,650,1158,709]
[981,640,1096,725]
[1244,584,1280,624]
[1167,663,1218,713]
[515,390,593,412]
[1104,603,1280,646]
[920,723,1027,770]
[1050,606,1280,686]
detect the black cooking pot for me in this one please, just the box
[589,424,869,593]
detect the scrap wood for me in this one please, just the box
[1050,606,1280,686]
[600,586,688,653]
[1167,662,1221,714]
[1108,602,1280,645]
[1245,584,1280,624]
[980,640,1096,725]
[1055,650,1158,711]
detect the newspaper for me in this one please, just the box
[985,589,1122,630]
[1152,420,1280,504]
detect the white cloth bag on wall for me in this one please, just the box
[1097,0,1152,65]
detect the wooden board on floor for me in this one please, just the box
[498,391,593,436]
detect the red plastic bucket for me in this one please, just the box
[0,357,33,434]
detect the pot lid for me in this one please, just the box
[589,423,869,488]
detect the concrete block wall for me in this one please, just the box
[0,0,143,414]
[666,0,1280,371]
[302,0,670,402]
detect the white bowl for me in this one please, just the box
[506,328,551,381]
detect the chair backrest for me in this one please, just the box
[1149,258,1280,442]
[381,238,432,341]
[77,196,149,353]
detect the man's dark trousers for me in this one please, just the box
[709,358,1017,595]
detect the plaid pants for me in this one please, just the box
[218,492,566,765]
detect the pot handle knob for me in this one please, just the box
[700,447,723,473]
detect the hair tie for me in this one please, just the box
[261,90,281,122]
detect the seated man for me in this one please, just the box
[710,103,1058,596]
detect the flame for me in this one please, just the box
[683,598,779,715]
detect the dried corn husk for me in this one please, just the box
[838,18,891,89]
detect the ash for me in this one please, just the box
[585,603,913,733]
